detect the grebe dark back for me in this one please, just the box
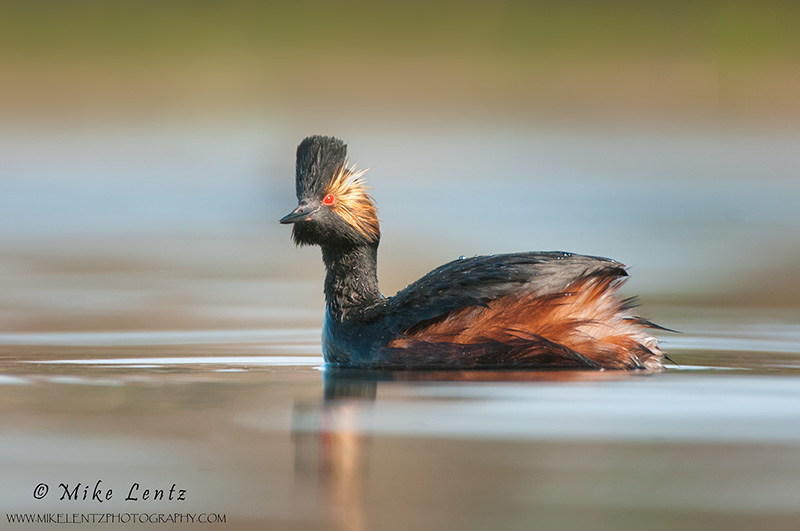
[280,135,663,370]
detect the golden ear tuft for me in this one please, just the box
[324,163,380,241]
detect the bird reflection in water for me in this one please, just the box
[292,370,377,531]
[291,368,637,531]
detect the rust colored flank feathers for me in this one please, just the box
[387,272,662,370]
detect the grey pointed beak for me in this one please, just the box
[279,203,319,224]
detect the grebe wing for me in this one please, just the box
[364,251,627,333]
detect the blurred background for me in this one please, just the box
[1,0,799,334]
[2,5,800,530]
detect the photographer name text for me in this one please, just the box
[33,481,187,503]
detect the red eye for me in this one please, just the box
[322,194,335,205]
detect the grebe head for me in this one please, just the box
[280,136,379,248]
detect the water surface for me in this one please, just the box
[2,124,800,530]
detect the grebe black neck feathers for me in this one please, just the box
[280,135,664,370]
[281,136,381,319]
[321,243,380,320]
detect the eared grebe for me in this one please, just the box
[280,136,664,370]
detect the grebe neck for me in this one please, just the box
[321,242,381,320]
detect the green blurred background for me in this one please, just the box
[1,0,798,122]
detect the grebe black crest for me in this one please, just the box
[280,135,664,370]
